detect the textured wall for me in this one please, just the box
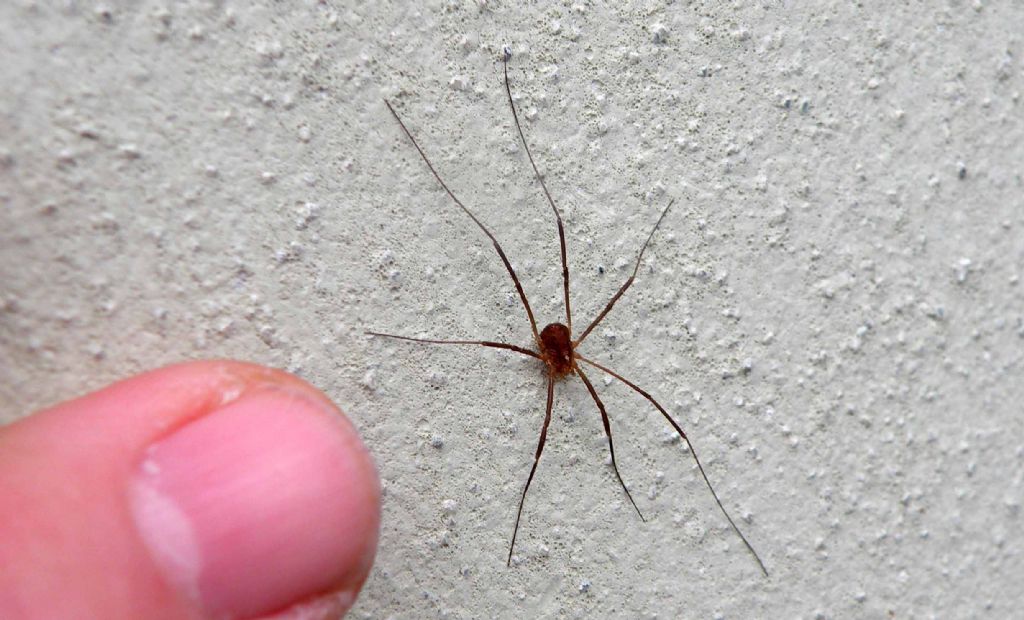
[2,1,1022,618]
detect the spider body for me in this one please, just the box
[539,322,574,378]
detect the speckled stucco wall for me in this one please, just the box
[2,2,1022,618]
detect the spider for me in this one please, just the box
[369,51,767,576]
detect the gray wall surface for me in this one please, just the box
[2,1,1022,618]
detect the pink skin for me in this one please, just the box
[0,361,381,619]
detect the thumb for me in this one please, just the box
[0,361,380,620]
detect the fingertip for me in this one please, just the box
[0,361,380,620]
[131,383,380,618]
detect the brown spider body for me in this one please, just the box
[539,323,574,378]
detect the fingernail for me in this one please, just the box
[130,387,380,618]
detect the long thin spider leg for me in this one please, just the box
[508,371,556,566]
[575,365,645,522]
[501,51,572,333]
[575,354,769,577]
[365,331,541,360]
[383,100,541,347]
[574,199,675,347]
